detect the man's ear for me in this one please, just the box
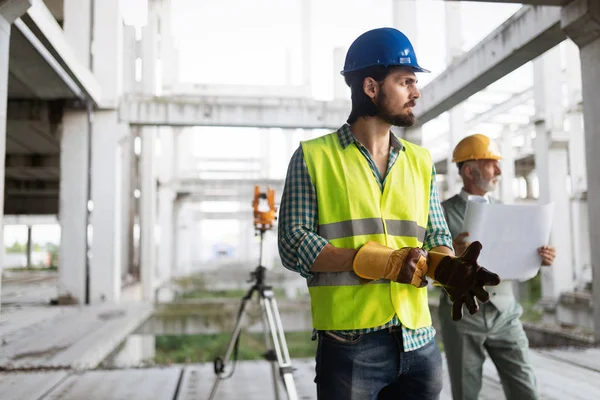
[363,77,378,100]
[462,164,474,180]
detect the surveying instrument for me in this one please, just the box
[208,186,299,400]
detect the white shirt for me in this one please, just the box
[459,188,490,204]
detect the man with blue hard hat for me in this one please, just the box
[278,27,500,399]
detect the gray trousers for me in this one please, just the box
[438,294,538,400]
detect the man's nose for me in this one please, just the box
[411,86,420,99]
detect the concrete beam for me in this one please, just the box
[163,83,312,98]
[5,179,59,192]
[193,211,256,221]
[5,155,59,180]
[0,0,32,22]
[415,5,565,126]
[5,153,59,167]
[3,213,58,224]
[17,0,106,107]
[5,196,58,214]
[173,178,285,196]
[119,95,350,129]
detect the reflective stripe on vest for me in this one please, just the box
[319,218,426,242]
[302,131,432,330]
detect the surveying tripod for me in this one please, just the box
[208,187,298,400]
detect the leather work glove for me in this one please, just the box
[427,242,501,321]
[353,242,429,288]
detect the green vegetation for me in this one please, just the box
[4,241,59,270]
[172,273,285,300]
[154,331,316,364]
[179,287,286,300]
[521,271,543,323]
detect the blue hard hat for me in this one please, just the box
[341,27,429,75]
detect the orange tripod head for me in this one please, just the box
[252,185,277,232]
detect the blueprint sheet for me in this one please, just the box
[462,202,554,281]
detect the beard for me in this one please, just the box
[473,168,501,192]
[374,89,417,127]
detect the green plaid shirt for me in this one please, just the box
[277,124,453,352]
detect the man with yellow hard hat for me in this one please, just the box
[439,133,556,400]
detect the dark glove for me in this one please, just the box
[428,242,500,321]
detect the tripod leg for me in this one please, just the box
[208,293,253,400]
[259,297,282,400]
[262,296,299,400]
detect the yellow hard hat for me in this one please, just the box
[452,134,503,163]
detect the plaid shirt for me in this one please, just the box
[277,124,453,352]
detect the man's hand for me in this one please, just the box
[452,232,471,257]
[353,242,429,288]
[538,246,556,266]
[428,242,500,321]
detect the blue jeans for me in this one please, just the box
[315,328,443,400]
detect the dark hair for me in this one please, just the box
[344,66,400,124]
[457,162,464,172]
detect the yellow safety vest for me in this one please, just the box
[301,132,432,330]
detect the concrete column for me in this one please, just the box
[403,126,423,146]
[333,47,346,100]
[120,132,134,281]
[446,106,465,196]
[301,0,312,90]
[157,127,175,284]
[533,46,575,301]
[122,25,138,95]
[564,39,589,291]
[59,111,89,304]
[393,0,417,41]
[140,127,157,300]
[499,129,515,204]
[259,129,271,178]
[61,0,93,304]
[174,201,192,277]
[157,188,174,283]
[157,0,179,93]
[92,0,123,106]
[239,220,253,263]
[525,172,536,200]
[444,1,465,197]
[88,0,127,303]
[63,0,92,69]
[392,0,419,144]
[90,112,126,303]
[141,0,159,95]
[444,2,463,63]
[26,225,32,267]
[175,128,192,177]
[0,0,32,312]
[561,0,600,340]
[192,218,202,266]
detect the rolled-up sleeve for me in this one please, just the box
[277,146,329,278]
[423,166,454,252]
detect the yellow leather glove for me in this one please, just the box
[353,241,429,288]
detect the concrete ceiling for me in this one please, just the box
[42,0,63,24]
[8,25,77,99]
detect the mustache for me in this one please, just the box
[404,101,416,108]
